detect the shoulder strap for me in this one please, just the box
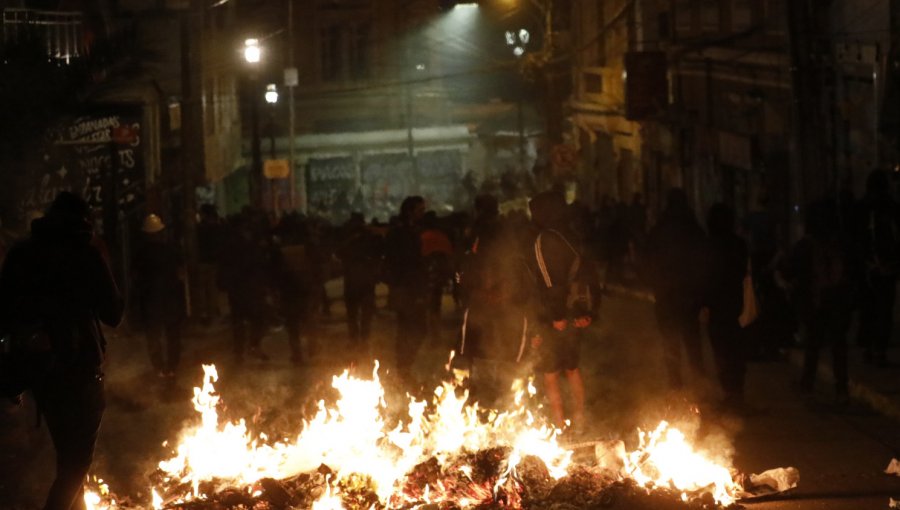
[534,230,581,288]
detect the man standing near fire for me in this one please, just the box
[384,196,427,384]
[527,190,594,433]
[0,192,123,510]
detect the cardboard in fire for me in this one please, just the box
[17,105,145,227]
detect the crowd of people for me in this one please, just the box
[2,171,900,509]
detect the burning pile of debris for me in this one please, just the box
[85,360,795,510]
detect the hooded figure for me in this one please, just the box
[527,190,591,432]
[0,191,123,510]
[645,188,707,389]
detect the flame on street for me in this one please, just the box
[85,359,743,509]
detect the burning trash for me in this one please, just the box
[83,361,797,510]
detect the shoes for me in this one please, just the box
[290,353,305,366]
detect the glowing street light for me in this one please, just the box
[243,38,261,64]
[265,83,279,104]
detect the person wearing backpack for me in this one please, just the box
[0,192,123,510]
[528,191,594,432]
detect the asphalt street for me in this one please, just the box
[1,284,899,509]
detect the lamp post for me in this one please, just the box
[244,38,263,209]
[264,83,279,214]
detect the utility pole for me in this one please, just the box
[180,0,203,317]
[286,0,302,212]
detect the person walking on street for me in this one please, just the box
[645,188,708,390]
[781,199,857,402]
[338,213,382,350]
[702,203,749,409]
[384,196,427,384]
[196,204,225,326]
[527,191,593,432]
[0,192,123,510]
[133,214,186,378]
[421,211,454,342]
[218,214,270,364]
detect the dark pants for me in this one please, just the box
[708,316,746,401]
[394,286,427,380]
[802,304,852,394]
[229,293,264,359]
[859,275,896,363]
[283,300,305,362]
[32,374,104,510]
[145,321,182,373]
[345,282,375,344]
[655,297,704,389]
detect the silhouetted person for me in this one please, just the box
[857,169,900,367]
[384,196,427,382]
[338,213,382,348]
[196,204,225,325]
[0,192,123,510]
[702,203,749,408]
[646,188,707,389]
[218,215,269,363]
[528,190,592,431]
[456,195,531,404]
[781,199,855,401]
[421,211,453,342]
[270,232,311,365]
[133,214,185,378]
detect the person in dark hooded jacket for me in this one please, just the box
[702,203,749,408]
[528,190,592,431]
[645,188,707,389]
[0,192,123,510]
[856,169,900,366]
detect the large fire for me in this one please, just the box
[83,358,746,509]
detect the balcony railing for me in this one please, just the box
[2,8,85,63]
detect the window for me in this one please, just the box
[674,0,695,38]
[702,0,721,33]
[321,25,342,82]
[350,23,371,80]
[731,0,752,32]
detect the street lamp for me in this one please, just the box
[244,37,263,209]
[243,38,261,64]
[264,83,279,104]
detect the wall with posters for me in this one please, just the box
[308,157,357,223]
[360,153,415,223]
[417,150,463,213]
[18,105,145,235]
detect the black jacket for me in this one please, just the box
[0,216,123,374]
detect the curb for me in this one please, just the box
[786,349,900,422]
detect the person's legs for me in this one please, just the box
[360,285,376,343]
[564,368,585,426]
[284,307,303,364]
[708,317,745,404]
[229,295,248,362]
[800,316,823,391]
[345,284,361,342]
[36,377,104,510]
[655,301,684,389]
[872,277,896,364]
[679,305,705,380]
[543,371,565,429]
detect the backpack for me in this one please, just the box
[534,230,595,317]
